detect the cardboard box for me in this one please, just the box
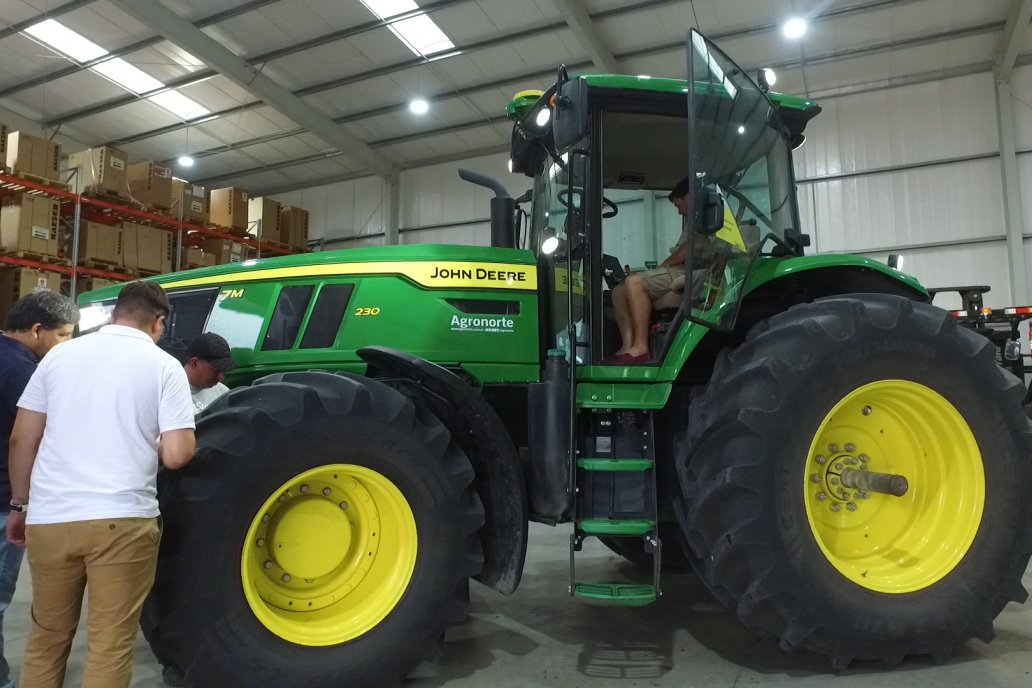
[67,146,128,198]
[171,180,208,224]
[74,221,121,264]
[136,225,174,274]
[0,193,60,256]
[279,206,309,249]
[128,162,172,210]
[201,238,246,265]
[0,123,7,167]
[6,131,60,180]
[0,267,62,325]
[247,197,281,243]
[116,222,139,271]
[209,186,248,231]
[181,247,216,270]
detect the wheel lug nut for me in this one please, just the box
[830,477,840,485]
[300,484,309,493]
[834,463,843,471]
[859,454,868,463]
[861,406,872,416]
[845,443,856,452]
[817,492,827,501]
[262,514,270,523]
[828,443,839,453]
[339,501,349,510]
[847,502,857,511]
[305,578,313,583]
[830,503,841,512]
[263,560,273,569]
[815,455,826,464]
[282,574,291,582]
[811,474,821,483]
[256,538,265,547]
[278,494,287,502]
[323,488,332,496]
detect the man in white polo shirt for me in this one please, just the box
[6,280,196,688]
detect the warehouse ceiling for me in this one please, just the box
[0,0,1025,195]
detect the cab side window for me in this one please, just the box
[161,288,219,363]
[300,284,353,349]
[262,285,315,351]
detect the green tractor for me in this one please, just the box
[78,31,1032,687]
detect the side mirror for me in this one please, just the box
[552,77,589,152]
[694,185,724,234]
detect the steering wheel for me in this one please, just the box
[557,189,618,218]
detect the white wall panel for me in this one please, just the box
[796,72,997,179]
[272,175,389,243]
[400,152,517,231]
[806,157,1003,253]
[401,224,490,246]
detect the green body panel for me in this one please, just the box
[578,518,654,536]
[78,244,542,385]
[573,583,657,606]
[577,382,672,409]
[577,458,653,472]
[580,74,819,112]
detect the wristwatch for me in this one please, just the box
[8,502,27,513]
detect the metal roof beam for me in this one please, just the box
[554,0,619,73]
[0,0,279,100]
[995,0,1032,81]
[43,0,677,129]
[107,0,394,178]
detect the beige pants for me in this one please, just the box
[20,517,161,688]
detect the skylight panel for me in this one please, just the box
[24,18,107,63]
[92,57,164,94]
[148,90,210,120]
[360,0,455,56]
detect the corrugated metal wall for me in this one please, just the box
[276,65,1032,310]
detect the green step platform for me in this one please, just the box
[574,583,657,606]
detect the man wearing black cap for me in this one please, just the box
[184,333,237,413]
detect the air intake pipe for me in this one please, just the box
[458,168,515,249]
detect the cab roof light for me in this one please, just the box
[1004,307,1032,315]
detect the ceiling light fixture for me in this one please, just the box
[783,18,807,39]
[409,98,429,114]
[360,0,455,56]
[177,155,194,167]
[737,125,745,134]
[24,18,107,62]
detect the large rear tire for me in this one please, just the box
[677,294,1032,667]
[142,371,484,688]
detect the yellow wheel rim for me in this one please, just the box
[241,465,417,645]
[803,380,984,593]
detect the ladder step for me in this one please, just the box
[577,458,653,472]
[577,518,654,536]
[574,582,657,606]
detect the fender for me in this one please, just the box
[358,346,528,595]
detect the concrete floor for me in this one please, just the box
[5,522,1032,687]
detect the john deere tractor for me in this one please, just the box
[78,31,1032,688]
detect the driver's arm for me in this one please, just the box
[661,242,688,268]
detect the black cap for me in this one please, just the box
[187,333,237,372]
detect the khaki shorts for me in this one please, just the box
[640,266,686,300]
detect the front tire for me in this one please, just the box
[677,294,1032,667]
[142,372,484,688]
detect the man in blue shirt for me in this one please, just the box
[0,290,78,688]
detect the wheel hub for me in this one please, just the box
[267,496,351,579]
[811,448,870,511]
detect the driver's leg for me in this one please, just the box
[624,274,652,358]
[612,283,634,355]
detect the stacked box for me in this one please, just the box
[279,206,309,249]
[247,197,281,243]
[0,123,7,167]
[209,186,248,231]
[73,221,121,264]
[171,180,208,224]
[135,225,174,273]
[201,238,246,265]
[116,222,139,271]
[128,162,173,210]
[0,267,62,325]
[181,247,216,270]
[6,131,60,180]
[67,146,129,198]
[0,193,60,256]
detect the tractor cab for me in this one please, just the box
[508,31,820,367]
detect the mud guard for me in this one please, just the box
[358,346,528,595]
